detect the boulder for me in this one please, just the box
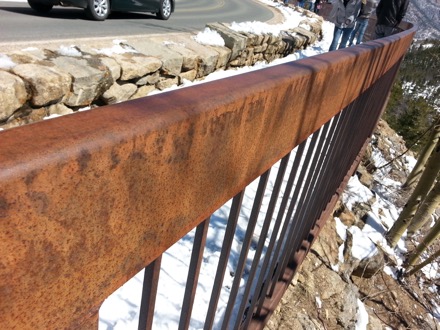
[169,34,220,78]
[12,63,72,107]
[159,40,200,71]
[112,53,162,81]
[98,56,122,81]
[352,248,385,278]
[128,39,183,76]
[48,103,74,116]
[206,22,247,60]
[130,85,156,100]
[156,76,179,90]
[0,70,28,121]
[101,82,137,105]
[51,56,113,107]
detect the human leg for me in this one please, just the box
[374,24,384,39]
[338,27,354,49]
[314,4,320,13]
[348,22,360,46]
[355,19,369,44]
[329,26,343,51]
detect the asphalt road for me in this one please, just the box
[0,0,276,47]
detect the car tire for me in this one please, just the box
[85,0,110,21]
[28,0,53,14]
[156,0,171,20]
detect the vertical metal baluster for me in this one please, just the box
[204,191,245,330]
[178,217,211,330]
[264,122,330,300]
[239,141,316,329]
[138,256,162,330]
[251,133,319,318]
[308,115,344,227]
[221,170,270,330]
[277,122,333,281]
[233,153,293,329]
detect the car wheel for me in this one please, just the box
[85,0,110,21]
[27,0,53,14]
[156,0,171,20]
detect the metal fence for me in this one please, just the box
[0,22,416,329]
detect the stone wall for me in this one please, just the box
[0,8,322,130]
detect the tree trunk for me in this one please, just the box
[405,218,440,267]
[387,138,440,248]
[407,180,440,235]
[402,119,440,189]
[405,248,440,277]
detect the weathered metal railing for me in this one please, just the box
[0,22,416,329]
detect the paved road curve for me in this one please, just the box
[0,0,276,46]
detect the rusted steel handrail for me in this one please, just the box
[0,22,416,329]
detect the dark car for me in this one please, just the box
[27,0,174,21]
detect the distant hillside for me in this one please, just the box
[406,0,440,40]
[384,39,440,151]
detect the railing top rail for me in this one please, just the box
[0,22,416,329]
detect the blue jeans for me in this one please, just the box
[305,1,314,10]
[349,19,369,46]
[297,0,305,7]
[329,26,354,51]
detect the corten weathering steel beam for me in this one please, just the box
[0,22,416,329]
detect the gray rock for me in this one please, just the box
[98,56,122,81]
[179,69,197,82]
[169,35,220,78]
[158,40,199,71]
[0,17,322,129]
[292,312,325,330]
[289,252,359,330]
[3,106,47,129]
[101,82,137,104]
[128,39,183,76]
[130,85,156,100]
[12,63,72,107]
[352,249,385,278]
[206,22,248,60]
[136,71,160,86]
[0,70,28,121]
[156,76,179,90]
[207,45,231,69]
[51,56,113,107]
[47,103,74,116]
[7,48,48,64]
[292,27,318,46]
[112,53,162,81]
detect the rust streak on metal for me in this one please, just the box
[0,22,416,329]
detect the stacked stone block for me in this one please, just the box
[0,13,323,130]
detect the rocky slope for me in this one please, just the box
[265,120,440,330]
[406,0,440,41]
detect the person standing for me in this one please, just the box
[348,0,378,45]
[314,0,322,13]
[374,0,409,38]
[328,0,363,51]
